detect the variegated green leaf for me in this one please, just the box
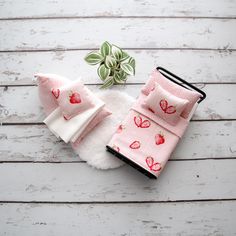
[114,71,127,84]
[113,72,122,84]
[84,51,104,65]
[120,71,127,81]
[128,57,136,74]
[111,44,123,60]
[119,70,127,80]
[100,41,111,57]
[120,51,130,62]
[97,64,110,81]
[100,77,114,89]
[129,57,135,68]
[120,63,135,75]
[105,55,117,68]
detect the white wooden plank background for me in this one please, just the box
[1,50,235,85]
[0,160,235,202]
[1,19,236,51]
[1,0,236,18]
[1,201,235,236]
[0,0,236,235]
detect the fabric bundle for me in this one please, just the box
[35,73,111,146]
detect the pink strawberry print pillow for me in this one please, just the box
[34,73,70,115]
[142,70,201,119]
[52,80,94,120]
[144,82,189,125]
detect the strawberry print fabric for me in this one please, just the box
[34,73,70,115]
[107,110,179,178]
[144,83,189,125]
[35,73,111,145]
[52,80,94,120]
[44,97,105,143]
[141,69,201,118]
[107,69,200,178]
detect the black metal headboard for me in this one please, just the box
[156,67,206,103]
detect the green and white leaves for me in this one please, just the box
[105,55,117,68]
[121,63,135,75]
[84,41,136,88]
[100,41,111,57]
[113,70,127,84]
[111,44,123,60]
[97,64,110,81]
[100,77,114,89]
[120,51,130,62]
[84,51,104,65]
[129,57,135,71]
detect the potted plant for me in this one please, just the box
[84,41,135,88]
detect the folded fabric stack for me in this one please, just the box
[35,73,111,146]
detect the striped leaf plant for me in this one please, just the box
[84,41,135,89]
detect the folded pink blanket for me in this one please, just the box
[107,67,206,179]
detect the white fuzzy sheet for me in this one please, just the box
[73,90,135,170]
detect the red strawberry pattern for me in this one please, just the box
[129,141,141,149]
[160,99,176,114]
[134,116,151,128]
[69,92,81,104]
[113,145,120,152]
[151,86,155,92]
[134,116,142,127]
[146,156,161,172]
[140,120,151,128]
[51,88,60,99]
[63,115,69,120]
[155,133,165,145]
[116,124,124,133]
[114,110,167,175]
[148,107,155,113]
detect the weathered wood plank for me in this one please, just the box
[0,160,235,201]
[0,0,235,18]
[1,49,236,85]
[0,19,235,51]
[0,84,235,123]
[0,121,235,162]
[0,201,236,236]
[0,125,79,162]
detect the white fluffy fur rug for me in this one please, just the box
[73,90,135,170]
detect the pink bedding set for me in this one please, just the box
[35,73,111,147]
[107,67,206,179]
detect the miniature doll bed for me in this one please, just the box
[106,67,206,179]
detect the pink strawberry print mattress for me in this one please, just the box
[107,108,181,179]
[106,80,193,179]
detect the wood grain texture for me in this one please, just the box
[1,49,235,85]
[0,125,78,162]
[0,0,235,234]
[0,160,235,202]
[0,84,235,123]
[0,19,236,51]
[0,121,235,162]
[0,0,236,18]
[1,201,236,236]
